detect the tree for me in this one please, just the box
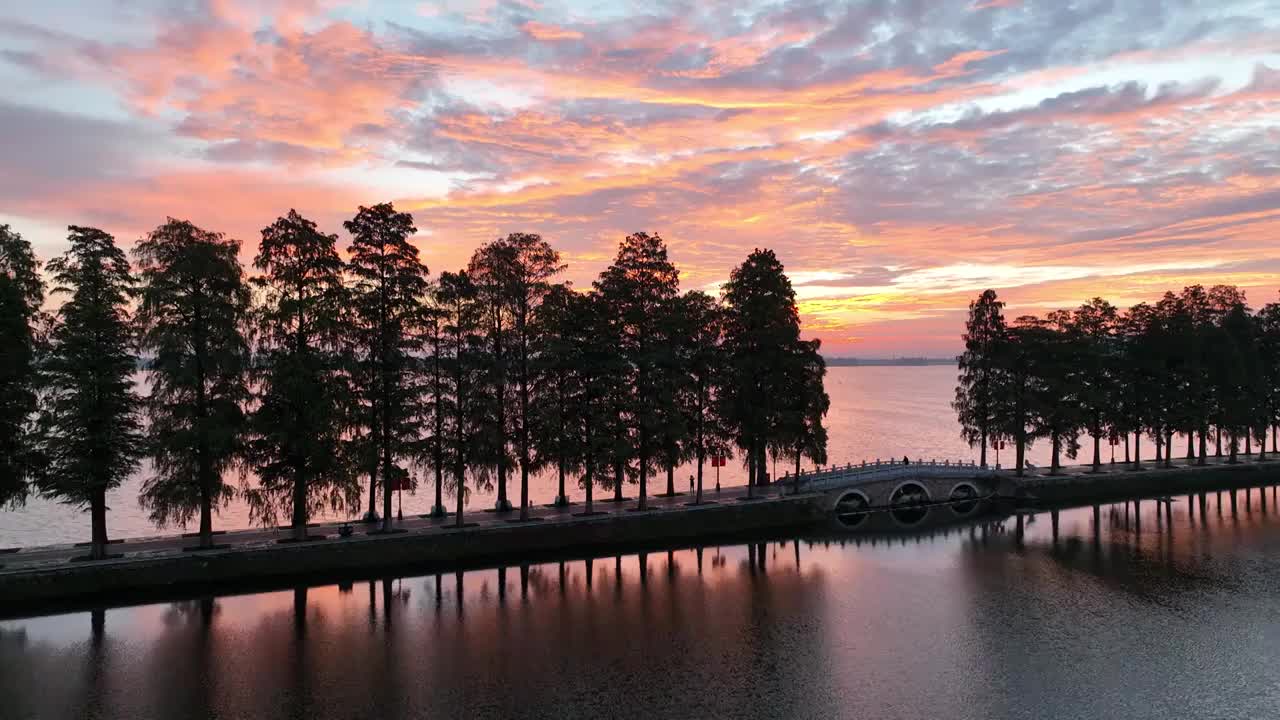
[134,219,251,549]
[244,210,359,541]
[1034,311,1086,473]
[573,291,621,515]
[779,337,829,492]
[344,203,427,533]
[721,249,804,496]
[36,226,143,559]
[653,295,690,498]
[953,290,1007,468]
[678,291,733,505]
[992,318,1042,477]
[594,233,680,510]
[436,271,490,527]
[1213,299,1259,463]
[421,296,450,517]
[1257,297,1280,456]
[469,233,564,519]
[1071,298,1119,471]
[1177,285,1214,463]
[0,225,45,506]
[531,283,581,508]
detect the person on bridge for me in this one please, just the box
[903,456,910,465]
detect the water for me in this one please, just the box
[4,493,1280,719]
[8,365,1055,548]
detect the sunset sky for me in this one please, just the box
[2,0,1278,355]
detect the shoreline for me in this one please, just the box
[4,459,1280,619]
[0,491,824,618]
[1009,459,1280,508]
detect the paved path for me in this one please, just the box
[0,482,780,573]
[2,450,1273,573]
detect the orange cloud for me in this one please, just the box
[520,21,583,41]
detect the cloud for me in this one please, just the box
[2,0,1279,353]
[520,21,582,41]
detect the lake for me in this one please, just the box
[4,493,1280,719]
[5,364,1049,548]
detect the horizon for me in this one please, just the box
[3,1,1279,356]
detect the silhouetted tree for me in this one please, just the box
[654,295,690,497]
[953,289,1007,467]
[594,233,680,510]
[1214,298,1260,463]
[421,297,449,517]
[780,337,829,491]
[0,225,45,506]
[344,203,427,533]
[134,219,251,549]
[992,317,1042,476]
[678,291,733,505]
[36,227,143,559]
[470,233,563,519]
[1034,311,1085,473]
[721,248,804,496]
[1257,297,1280,457]
[436,271,489,527]
[531,283,580,507]
[245,211,359,540]
[1071,298,1119,471]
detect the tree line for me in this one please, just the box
[954,287,1280,476]
[0,208,829,558]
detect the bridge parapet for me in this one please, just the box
[787,459,995,493]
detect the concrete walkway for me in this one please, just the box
[2,450,1273,574]
[0,482,779,573]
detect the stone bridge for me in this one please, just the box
[784,459,1002,528]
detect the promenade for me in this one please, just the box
[3,451,1276,571]
[2,452,1279,614]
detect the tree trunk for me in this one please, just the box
[199,478,213,548]
[1133,431,1141,469]
[1186,432,1194,461]
[637,430,649,510]
[1216,427,1222,457]
[90,486,109,560]
[455,464,466,528]
[1124,434,1130,463]
[695,449,704,505]
[1092,433,1101,471]
[979,428,988,467]
[1154,430,1163,464]
[381,438,394,533]
[614,460,623,502]
[366,406,379,521]
[1051,433,1061,474]
[666,462,674,496]
[556,458,566,507]
[1015,432,1026,477]
[747,438,757,495]
[585,464,594,515]
[1198,428,1208,466]
[433,458,444,516]
[292,465,308,541]
[1229,433,1239,464]
[793,445,802,495]
[519,312,530,521]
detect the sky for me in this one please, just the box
[1,0,1279,356]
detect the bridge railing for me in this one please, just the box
[783,458,991,492]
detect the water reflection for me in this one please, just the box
[5,489,1280,719]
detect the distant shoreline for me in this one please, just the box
[825,357,955,367]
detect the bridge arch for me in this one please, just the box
[888,481,931,526]
[834,490,872,528]
[947,482,981,516]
